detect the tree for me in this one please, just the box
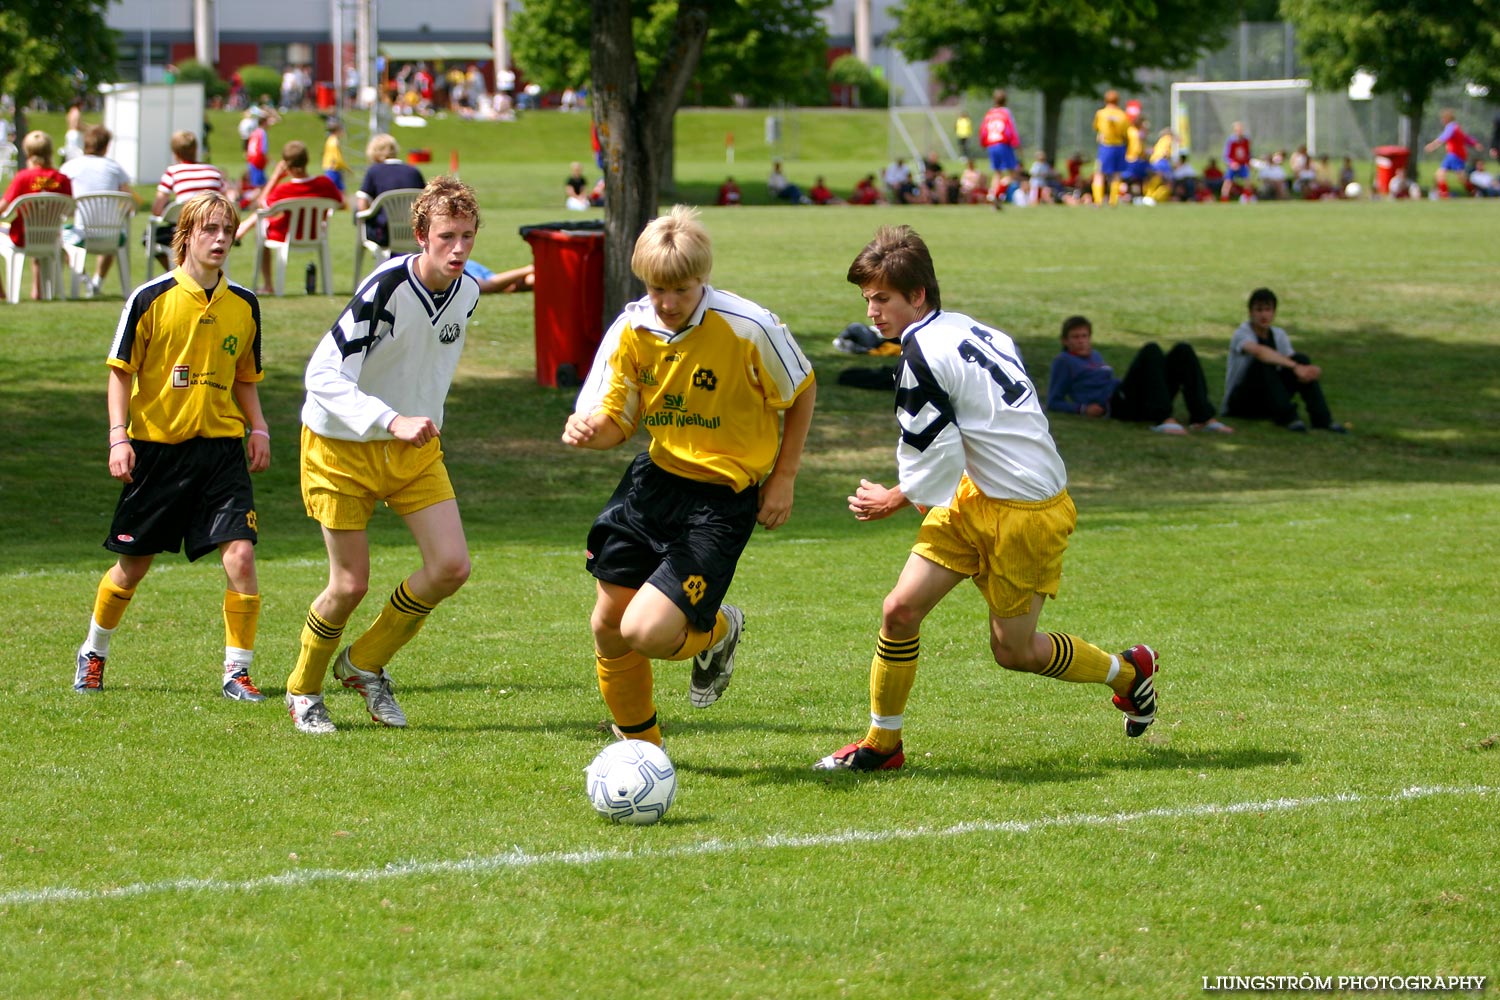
[891,0,1241,163]
[0,0,117,137]
[513,1,829,105]
[1282,0,1498,174]
[591,0,710,319]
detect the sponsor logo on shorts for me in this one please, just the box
[172,365,190,388]
[245,510,257,531]
[116,533,135,543]
[682,575,706,605]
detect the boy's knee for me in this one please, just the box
[880,593,926,635]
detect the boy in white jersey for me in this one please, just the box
[285,177,481,734]
[75,193,270,700]
[563,205,816,748]
[815,225,1159,772]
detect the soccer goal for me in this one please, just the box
[1170,79,1316,159]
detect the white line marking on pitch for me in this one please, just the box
[2,784,1489,907]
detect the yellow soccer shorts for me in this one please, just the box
[300,426,456,530]
[911,476,1075,619]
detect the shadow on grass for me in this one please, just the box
[690,745,1300,787]
[3,315,1498,574]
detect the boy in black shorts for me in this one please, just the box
[75,192,271,699]
[562,205,817,747]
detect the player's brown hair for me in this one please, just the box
[411,176,481,238]
[82,124,112,156]
[845,224,942,311]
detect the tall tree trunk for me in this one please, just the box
[1040,88,1065,165]
[1402,93,1426,184]
[590,0,707,321]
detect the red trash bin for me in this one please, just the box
[1373,144,1410,194]
[520,221,606,387]
[315,83,336,110]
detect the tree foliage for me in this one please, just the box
[0,0,117,134]
[1281,0,1498,168]
[513,0,830,106]
[891,0,1241,159]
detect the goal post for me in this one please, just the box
[1170,79,1314,160]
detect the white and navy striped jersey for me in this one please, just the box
[302,254,480,441]
[894,309,1066,506]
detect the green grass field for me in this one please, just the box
[2,108,1498,999]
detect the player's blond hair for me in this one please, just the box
[631,205,712,286]
[171,192,240,266]
[366,133,400,162]
[170,130,199,160]
[21,131,54,167]
[412,176,481,238]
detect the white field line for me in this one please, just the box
[2,784,1490,907]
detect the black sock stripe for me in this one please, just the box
[306,610,343,640]
[617,714,658,734]
[1043,632,1072,678]
[391,583,435,616]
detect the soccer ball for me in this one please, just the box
[1344,182,1362,199]
[585,739,677,825]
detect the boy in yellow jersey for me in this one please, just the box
[1091,90,1131,205]
[563,205,816,747]
[815,225,1158,771]
[77,193,271,699]
[284,177,482,734]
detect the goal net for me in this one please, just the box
[1170,79,1377,163]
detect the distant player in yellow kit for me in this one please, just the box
[1092,90,1131,205]
[563,205,817,747]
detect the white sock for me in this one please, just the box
[85,620,116,656]
[224,647,254,674]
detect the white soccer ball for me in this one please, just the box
[585,739,677,825]
[1344,182,1362,199]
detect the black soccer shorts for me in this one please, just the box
[585,452,758,633]
[104,437,258,562]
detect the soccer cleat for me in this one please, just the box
[285,692,337,734]
[222,667,266,702]
[689,604,744,708]
[813,740,906,772]
[333,648,407,727]
[1113,644,1159,737]
[74,647,106,692]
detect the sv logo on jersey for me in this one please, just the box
[438,322,461,344]
[692,368,717,391]
[681,575,707,605]
[662,393,688,413]
[639,366,658,387]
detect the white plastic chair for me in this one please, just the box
[143,198,185,281]
[0,192,75,303]
[251,196,339,295]
[66,191,137,298]
[353,187,422,287]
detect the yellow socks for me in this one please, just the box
[287,606,344,696]
[596,649,661,745]
[1040,632,1132,695]
[223,590,260,653]
[665,608,727,662]
[92,571,135,630]
[349,579,435,671]
[864,633,919,753]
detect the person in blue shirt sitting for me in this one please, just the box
[1046,315,1232,435]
